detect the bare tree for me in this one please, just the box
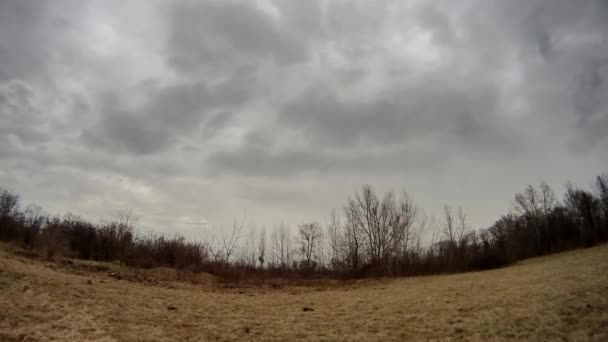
[595,175,608,234]
[344,195,364,273]
[271,223,292,269]
[327,210,346,270]
[22,204,45,246]
[596,175,608,210]
[539,182,558,214]
[513,185,540,217]
[565,183,602,246]
[512,182,558,254]
[116,208,138,230]
[0,188,19,218]
[344,185,420,273]
[441,206,458,249]
[345,185,388,267]
[257,227,266,268]
[440,205,470,267]
[298,222,321,267]
[395,192,418,259]
[412,210,428,257]
[24,204,44,227]
[457,207,470,247]
[240,225,258,267]
[513,182,557,218]
[40,215,71,259]
[215,220,243,264]
[115,208,138,264]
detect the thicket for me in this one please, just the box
[1,174,607,280]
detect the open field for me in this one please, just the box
[1,244,607,341]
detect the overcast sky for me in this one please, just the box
[1,0,607,237]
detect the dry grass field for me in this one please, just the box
[1,244,607,341]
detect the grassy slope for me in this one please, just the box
[1,244,607,341]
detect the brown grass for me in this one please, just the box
[1,244,607,341]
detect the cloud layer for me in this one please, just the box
[1,0,607,236]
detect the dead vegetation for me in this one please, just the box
[2,175,608,282]
[46,255,218,289]
[1,242,607,341]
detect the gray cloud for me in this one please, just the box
[208,142,449,179]
[82,66,256,154]
[278,78,502,149]
[167,0,313,74]
[1,0,607,233]
[0,81,41,144]
[0,0,87,84]
[574,58,608,147]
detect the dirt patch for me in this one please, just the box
[57,259,110,273]
[135,267,217,285]
[50,259,217,288]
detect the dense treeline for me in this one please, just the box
[1,174,607,280]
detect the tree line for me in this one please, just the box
[1,174,607,280]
